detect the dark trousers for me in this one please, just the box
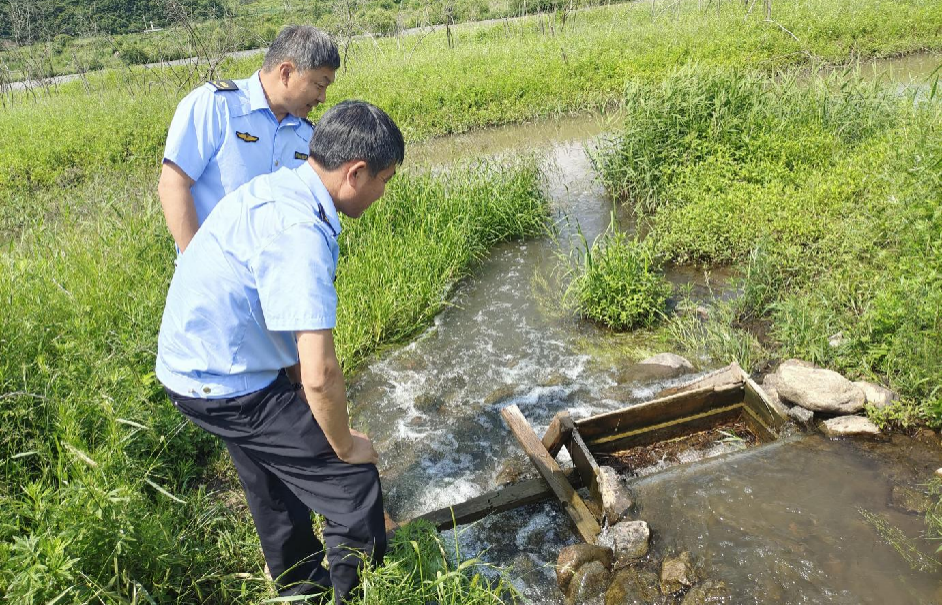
[165,372,386,604]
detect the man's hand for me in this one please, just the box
[341,429,379,465]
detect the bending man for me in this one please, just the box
[156,101,404,603]
[159,25,339,251]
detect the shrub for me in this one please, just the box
[566,231,672,330]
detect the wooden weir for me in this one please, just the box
[400,363,789,543]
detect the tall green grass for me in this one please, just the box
[3,0,942,202]
[594,66,942,424]
[0,161,546,602]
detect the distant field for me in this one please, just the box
[3,0,941,211]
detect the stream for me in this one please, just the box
[347,54,942,603]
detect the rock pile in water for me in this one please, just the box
[762,358,898,438]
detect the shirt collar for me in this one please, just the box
[247,71,270,113]
[248,70,300,127]
[294,161,342,237]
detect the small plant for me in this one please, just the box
[565,228,672,331]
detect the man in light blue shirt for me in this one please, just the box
[157,101,404,603]
[158,25,339,252]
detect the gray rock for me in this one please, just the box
[541,372,570,388]
[599,466,634,525]
[656,363,743,399]
[787,405,814,428]
[556,543,614,592]
[660,551,695,594]
[776,361,865,414]
[483,384,517,406]
[566,561,612,605]
[890,485,933,514]
[605,568,663,605]
[820,415,882,438]
[828,332,847,348]
[853,381,897,410]
[414,392,445,413]
[639,353,695,371]
[761,372,784,407]
[681,580,730,604]
[610,520,650,567]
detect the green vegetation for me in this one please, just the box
[594,67,941,426]
[562,230,671,330]
[0,161,545,601]
[5,0,942,204]
[3,0,942,600]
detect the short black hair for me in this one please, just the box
[309,101,405,175]
[262,25,340,73]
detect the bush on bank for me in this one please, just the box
[564,231,672,330]
[0,163,545,602]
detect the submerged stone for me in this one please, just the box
[605,568,663,605]
[483,384,518,406]
[787,405,814,429]
[567,560,611,605]
[660,551,696,594]
[890,484,933,514]
[820,415,882,438]
[776,361,865,414]
[556,543,614,591]
[610,520,650,566]
[681,580,730,604]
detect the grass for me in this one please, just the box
[0,160,546,602]
[593,66,942,421]
[560,228,672,330]
[3,0,942,203]
[3,0,942,599]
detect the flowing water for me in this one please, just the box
[347,58,942,603]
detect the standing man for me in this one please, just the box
[159,25,339,252]
[157,101,404,603]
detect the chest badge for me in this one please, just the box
[237,131,259,143]
[295,151,309,160]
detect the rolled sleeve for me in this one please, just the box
[163,87,223,182]
[251,224,337,332]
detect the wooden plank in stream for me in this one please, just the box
[542,410,574,457]
[576,383,744,442]
[568,427,602,506]
[502,404,601,544]
[408,468,584,531]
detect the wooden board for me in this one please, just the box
[568,427,601,505]
[408,468,583,531]
[587,404,747,453]
[542,410,574,457]
[576,383,744,442]
[743,377,788,432]
[502,404,600,543]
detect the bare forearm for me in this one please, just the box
[160,189,199,252]
[158,163,199,252]
[302,368,354,459]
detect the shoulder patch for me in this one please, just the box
[295,151,309,161]
[207,79,239,92]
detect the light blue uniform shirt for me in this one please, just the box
[156,162,342,398]
[163,71,314,225]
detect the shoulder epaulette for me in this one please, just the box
[207,79,239,92]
